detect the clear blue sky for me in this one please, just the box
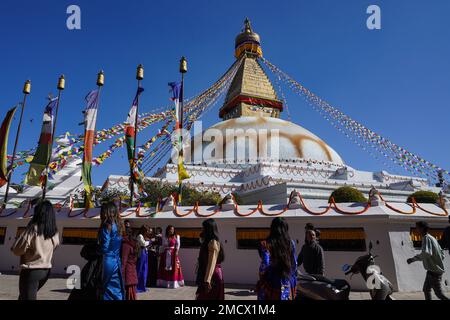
[1,0,449,185]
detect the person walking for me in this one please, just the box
[256,217,297,300]
[298,229,325,275]
[407,221,449,300]
[98,202,125,300]
[11,200,60,300]
[195,219,225,300]
[122,222,139,300]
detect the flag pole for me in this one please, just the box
[86,70,104,207]
[2,80,31,209]
[42,75,65,199]
[130,64,144,208]
[178,57,187,202]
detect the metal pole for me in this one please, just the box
[83,71,104,208]
[42,75,65,199]
[178,57,187,202]
[2,80,31,209]
[130,64,144,207]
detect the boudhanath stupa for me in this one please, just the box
[1,19,449,293]
[106,19,439,203]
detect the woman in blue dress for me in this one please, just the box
[136,225,151,293]
[98,202,125,300]
[256,217,297,300]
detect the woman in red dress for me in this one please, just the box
[157,225,184,288]
[121,221,139,300]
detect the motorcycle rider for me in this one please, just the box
[298,229,324,275]
[407,221,449,300]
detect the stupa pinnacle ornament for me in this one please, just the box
[235,18,262,58]
[220,19,283,120]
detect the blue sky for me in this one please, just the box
[1,0,449,185]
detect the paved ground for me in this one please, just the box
[0,273,432,300]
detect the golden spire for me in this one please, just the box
[235,18,262,58]
[244,17,252,33]
[220,20,282,120]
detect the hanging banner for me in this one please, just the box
[125,86,144,163]
[25,97,58,186]
[81,89,100,208]
[0,106,18,187]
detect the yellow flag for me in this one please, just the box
[177,155,189,181]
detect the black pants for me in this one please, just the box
[18,268,50,300]
[423,271,449,300]
[147,251,158,287]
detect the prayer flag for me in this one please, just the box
[0,106,18,187]
[25,97,58,186]
[81,89,100,208]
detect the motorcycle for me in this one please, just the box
[343,242,394,300]
[296,273,351,300]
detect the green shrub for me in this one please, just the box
[231,192,243,205]
[329,186,367,203]
[73,202,85,208]
[97,188,129,204]
[141,180,222,206]
[407,191,439,203]
[178,188,222,206]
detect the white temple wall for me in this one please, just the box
[289,217,397,291]
[1,214,450,294]
[0,219,31,273]
[240,183,287,205]
[388,220,450,292]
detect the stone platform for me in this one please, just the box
[0,274,431,300]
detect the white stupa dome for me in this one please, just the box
[189,116,344,165]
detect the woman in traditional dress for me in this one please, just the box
[147,228,161,287]
[136,225,151,293]
[98,202,125,300]
[256,217,297,300]
[195,219,225,300]
[121,222,139,300]
[157,225,184,288]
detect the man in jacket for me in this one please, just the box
[298,229,325,275]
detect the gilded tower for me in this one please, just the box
[219,19,283,120]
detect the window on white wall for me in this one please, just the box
[62,228,97,245]
[410,228,444,249]
[177,228,202,248]
[236,228,270,250]
[317,228,367,252]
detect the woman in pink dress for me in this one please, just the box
[157,225,184,288]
